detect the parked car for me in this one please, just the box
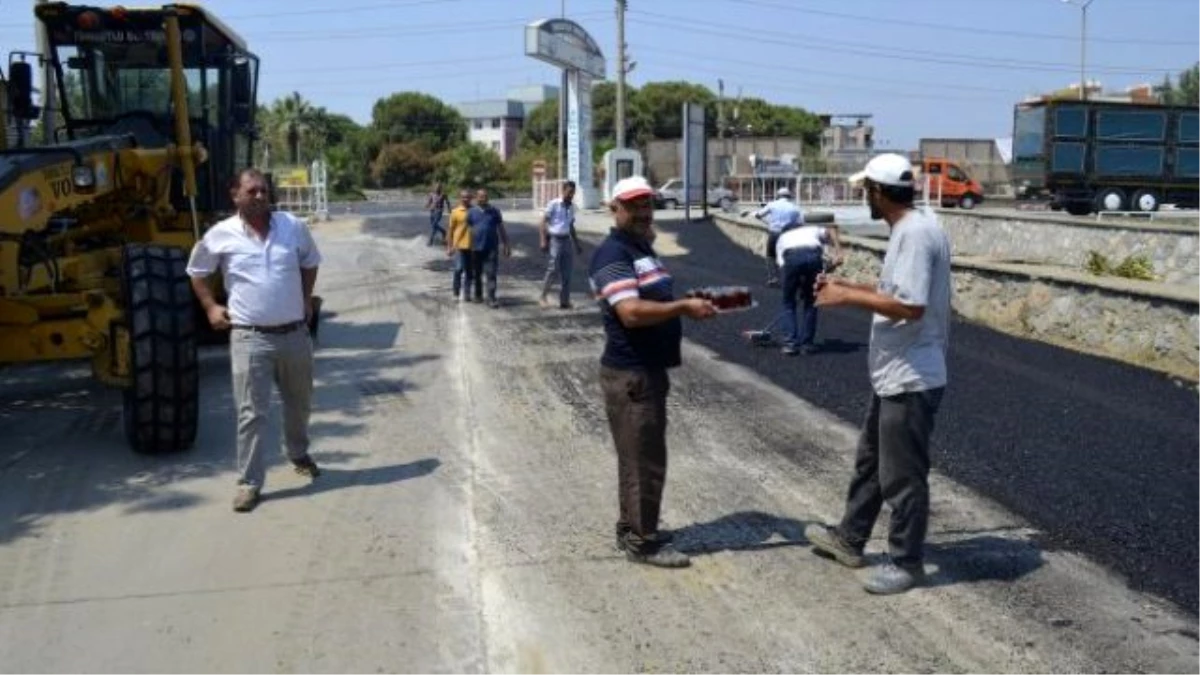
[654,178,738,211]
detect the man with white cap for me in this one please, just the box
[804,153,952,595]
[754,186,803,287]
[588,175,717,568]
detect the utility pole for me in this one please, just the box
[717,78,726,140]
[615,0,627,149]
[1061,0,1095,101]
[558,1,567,180]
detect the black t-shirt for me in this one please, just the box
[588,228,682,370]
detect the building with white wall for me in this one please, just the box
[457,85,559,162]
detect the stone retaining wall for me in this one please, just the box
[714,213,1200,380]
[935,210,1199,287]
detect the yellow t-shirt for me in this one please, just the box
[448,205,472,250]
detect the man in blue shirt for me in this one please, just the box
[588,175,717,568]
[755,187,803,287]
[467,188,511,308]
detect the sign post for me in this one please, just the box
[525,19,606,210]
[682,102,706,221]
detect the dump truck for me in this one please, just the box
[0,3,295,454]
[1011,98,1199,215]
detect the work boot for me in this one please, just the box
[291,456,321,479]
[233,486,260,513]
[782,344,800,356]
[615,526,674,552]
[539,295,553,309]
[626,542,691,569]
[863,560,926,595]
[805,523,866,568]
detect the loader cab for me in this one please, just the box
[35,2,260,216]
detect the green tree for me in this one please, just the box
[370,141,435,187]
[371,92,465,153]
[435,142,507,191]
[270,92,316,165]
[520,98,559,148]
[1157,63,1199,105]
[631,81,716,140]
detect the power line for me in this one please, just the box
[715,0,1196,47]
[632,45,1014,94]
[271,53,525,75]
[635,56,1014,104]
[630,11,1179,75]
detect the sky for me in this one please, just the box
[1,0,1197,150]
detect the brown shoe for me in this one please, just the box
[233,486,260,513]
[292,456,321,478]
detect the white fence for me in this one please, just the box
[532,178,567,212]
[724,173,953,210]
[723,175,867,207]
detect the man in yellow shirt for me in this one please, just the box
[446,189,474,301]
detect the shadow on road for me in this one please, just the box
[673,510,809,556]
[264,457,441,502]
[922,535,1046,588]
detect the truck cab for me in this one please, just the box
[914,157,984,209]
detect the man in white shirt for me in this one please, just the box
[187,168,323,513]
[539,180,584,309]
[755,187,803,286]
[805,153,953,595]
[775,219,843,355]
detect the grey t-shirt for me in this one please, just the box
[869,208,952,397]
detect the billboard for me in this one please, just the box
[524,19,605,79]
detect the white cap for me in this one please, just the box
[610,175,655,202]
[848,153,915,188]
[777,187,793,197]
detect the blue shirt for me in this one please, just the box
[755,198,803,233]
[467,204,504,252]
[588,228,682,371]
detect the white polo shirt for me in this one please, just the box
[186,211,322,327]
[544,198,575,237]
[776,225,829,267]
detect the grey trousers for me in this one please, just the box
[230,326,314,489]
[541,236,575,306]
[836,388,945,569]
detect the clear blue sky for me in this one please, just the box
[1,0,1196,149]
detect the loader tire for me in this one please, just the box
[121,244,199,454]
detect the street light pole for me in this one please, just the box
[1062,0,1095,100]
[615,0,627,149]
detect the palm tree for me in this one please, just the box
[270,92,314,165]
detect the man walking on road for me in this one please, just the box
[589,175,718,569]
[804,153,952,594]
[425,183,451,246]
[187,168,323,513]
[539,180,584,309]
[755,186,802,287]
[775,219,844,355]
[446,189,474,301]
[467,188,511,308]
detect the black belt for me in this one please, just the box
[232,320,304,334]
[550,233,572,239]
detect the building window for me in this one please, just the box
[473,120,483,130]
[491,141,501,152]
[491,118,501,129]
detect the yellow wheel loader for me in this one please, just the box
[0,3,267,453]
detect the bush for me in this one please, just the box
[1084,250,1156,281]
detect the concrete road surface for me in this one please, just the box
[0,213,1195,673]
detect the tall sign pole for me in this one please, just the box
[526,19,607,209]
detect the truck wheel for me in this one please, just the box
[1065,202,1093,216]
[958,194,978,210]
[1132,189,1160,212]
[664,199,677,210]
[719,196,733,212]
[1096,188,1126,212]
[121,244,199,454]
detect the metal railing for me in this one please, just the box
[273,160,330,221]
